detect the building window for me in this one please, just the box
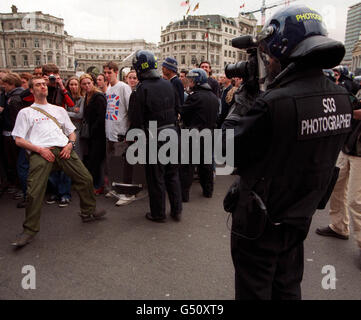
[225,27,228,32]
[34,38,40,48]
[10,39,15,48]
[56,42,59,49]
[192,32,196,40]
[167,47,170,52]
[216,55,220,65]
[35,55,41,66]
[163,48,166,53]
[36,21,41,30]
[68,58,72,68]
[174,46,177,50]
[191,45,196,50]
[229,50,232,57]
[167,36,170,41]
[55,26,58,33]
[191,55,197,65]
[229,40,232,46]
[181,45,186,50]
[56,55,61,66]
[11,55,16,67]
[224,50,227,57]
[22,38,27,48]
[47,54,53,63]
[46,24,50,31]
[224,39,227,45]
[229,28,232,34]
[234,30,236,35]
[181,32,186,40]
[174,34,177,40]
[9,22,14,30]
[48,40,52,49]
[233,52,236,59]
[201,45,205,50]
[23,55,28,66]
[181,55,185,64]
[68,45,71,53]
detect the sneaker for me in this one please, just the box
[79,209,107,222]
[11,232,35,248]
[58,197,70,208]
[6,186,17,194]
[94,186,104,196]
[46,195,58,205]
[315,226,349,240]
[13,190,24,200]
[105,190,120,199]
[115,195,136,206]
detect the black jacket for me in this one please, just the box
[2,87,24,131]
[208,77,220,98]
[83,92,106,139]
[223,69,353,231]
[128,77,178,131]
[170,76,185,106]
[181,84,219,130]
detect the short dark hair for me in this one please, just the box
[180,70,188,75]
[199,61,211,68]
[42,63,59,75]
[103,61,119,72]
[29,76,44,89]
[20,72,33,82]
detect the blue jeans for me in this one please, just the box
[48,171,72,200]
[17,148,29,199]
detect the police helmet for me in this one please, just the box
[333,65,350,78]
[132,50,159,79]
[186,68,208,86]
[258,4,345,69]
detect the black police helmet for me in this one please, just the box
[259,4,345,69]
[132,50,159,79]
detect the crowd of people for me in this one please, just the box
[0,57,239,243]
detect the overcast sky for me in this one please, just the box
[0,0,359,43]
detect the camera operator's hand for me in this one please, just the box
[55,75,65,90]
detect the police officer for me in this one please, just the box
[128,50,182,222]
[222,4,353,300]
[180,68,219,202]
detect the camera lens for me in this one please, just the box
[225,61,248,80]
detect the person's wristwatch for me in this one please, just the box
[68,140,76,148]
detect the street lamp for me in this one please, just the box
[206,18,211,61]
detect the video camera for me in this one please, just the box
[49,74,56,83]
[225,35,258,80]
[224,35,262,94]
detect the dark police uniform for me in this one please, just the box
[128,77,182,220]
[180,84,219,201]
[223,69,353,299]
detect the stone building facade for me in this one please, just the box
[159,13,257,75]
[0,6,158,77]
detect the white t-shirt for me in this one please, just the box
[105,81,132,141]
[12,103,76,148]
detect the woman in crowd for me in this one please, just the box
[79,74,107,195]
[125,70,138,91]
[65,76,85,159]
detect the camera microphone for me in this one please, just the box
[231,35,258,50]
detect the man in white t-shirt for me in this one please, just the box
[103,61,134,205]
[11,77,106,248]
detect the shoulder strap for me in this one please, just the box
[31,106,62,129]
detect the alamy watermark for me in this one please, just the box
[21,265,36,290]
[125,121,235,176]
[321,265,336,290]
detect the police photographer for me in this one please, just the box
[222,4,353,300]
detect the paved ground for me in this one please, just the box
[0,175,360,300]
